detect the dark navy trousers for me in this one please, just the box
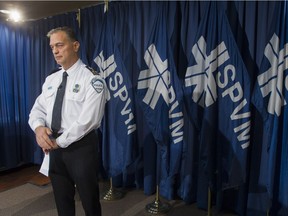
[49,131,101,216]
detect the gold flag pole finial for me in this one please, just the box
[104,0,109,12]
[76,9,81,29]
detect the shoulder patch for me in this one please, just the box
[91,77,104,93]
[86,66,98,75]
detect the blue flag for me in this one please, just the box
[92,11,137,178]
[177,1,204,204]
[251,2,288,214]
[136,4,184,199]
[184,2,251,192]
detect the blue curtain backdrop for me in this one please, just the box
[0,1,287,215]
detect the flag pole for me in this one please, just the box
[101,177,124,201]
[207,187,212,216]
[145,145,171,214]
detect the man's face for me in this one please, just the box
[49,31,79,70]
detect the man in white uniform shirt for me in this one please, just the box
[28,26,106,216]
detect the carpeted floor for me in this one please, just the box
[0,165,50,193]
[0,181,238,216]
[0,165,237,216]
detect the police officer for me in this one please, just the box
[28,26,106,216]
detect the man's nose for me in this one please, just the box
[52,47,59,54]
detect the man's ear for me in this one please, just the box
[73,41,80,52]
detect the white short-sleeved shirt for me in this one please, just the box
[28,59,106,148]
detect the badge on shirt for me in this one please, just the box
[73,84,80,93]
[91,78,104,93]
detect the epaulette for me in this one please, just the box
[86,66,99,75]
[49,67,61,75]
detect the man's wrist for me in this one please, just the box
[52,139,60,149]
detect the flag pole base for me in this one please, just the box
[101,188,124,201]
[145,199,171,215]
[101,178,124,201]
[145,185,171,214]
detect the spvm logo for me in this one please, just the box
[137,44,184,144]
[257,33,288,116]
[94,51,136,135]
[184,36,251,149]
[185,36,229,107]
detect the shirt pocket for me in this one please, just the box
[65,88,86,116]
[43,88,56,106]
[66,88,85,103]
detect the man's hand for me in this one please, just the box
[51,139,60,149]
[35,126,59,152]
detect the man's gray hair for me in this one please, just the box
[47,26,78,42]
